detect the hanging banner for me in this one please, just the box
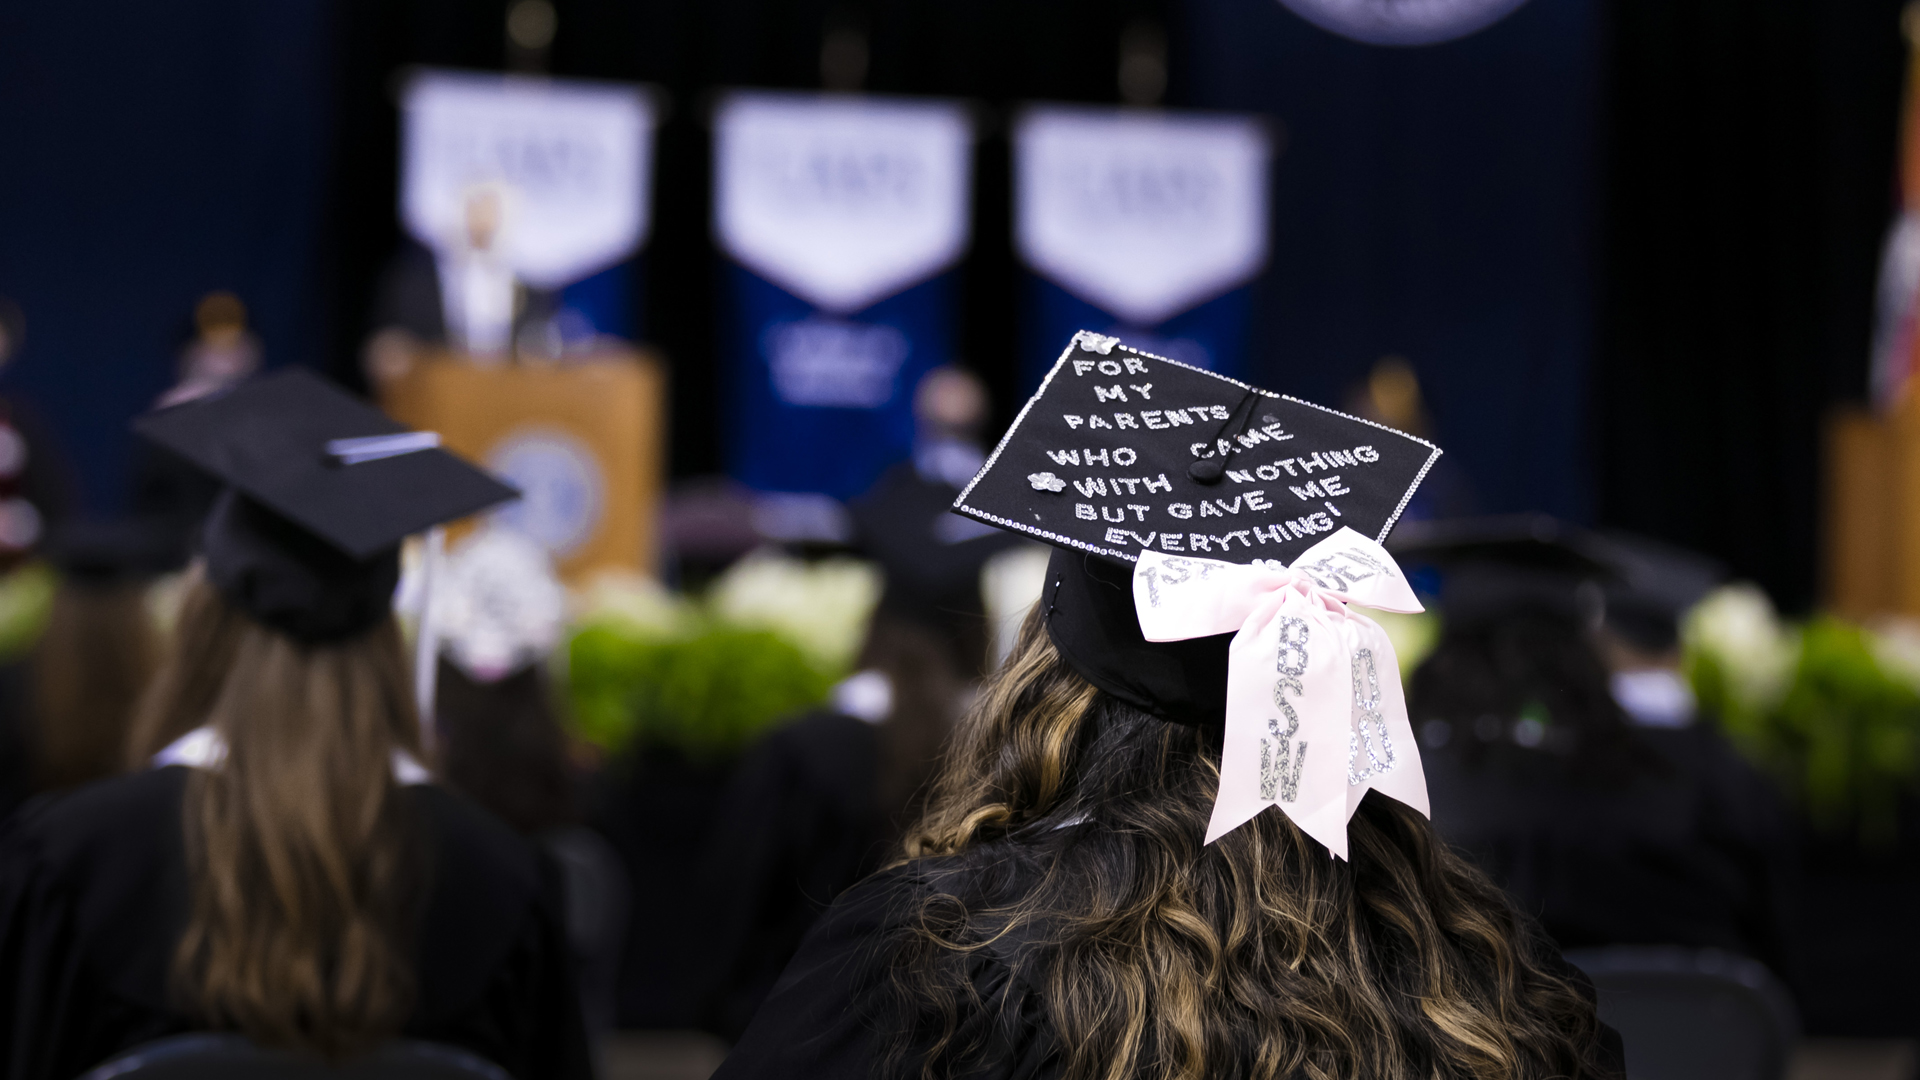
[1016,105,1271,386]
[715,91,972,508]
[401,70,656,291]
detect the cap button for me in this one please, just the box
[1187,459,1225,485]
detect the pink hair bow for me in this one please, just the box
[1132,527,1429,859]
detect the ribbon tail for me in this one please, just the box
[1344,614,1430,823]
[1206,610,1283,845]
[1242,598,1354,860]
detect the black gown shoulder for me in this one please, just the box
[0,766,591,1080]
[1423,720,1794,977]
[693,708,887,1040]
[714,861,1062,1080]
[718,853,1624,1080]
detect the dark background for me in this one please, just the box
[0,0,1908,612]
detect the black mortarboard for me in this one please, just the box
[1387,514,1618,628]
[47,518,179,584]
[954,333,1440,726]
[1585,530,1723,651]
[133,367,518,642]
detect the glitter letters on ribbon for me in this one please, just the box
[1132,526,1430,858]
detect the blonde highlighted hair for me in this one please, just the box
[891,607,1614,1080]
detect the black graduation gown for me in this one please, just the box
[1424,722,1795,978]
[691,709,887,1040]
[713,863,1060,1080]
[0,662,35,826]
[0,766,593,1080]
[715,860,1623,1080]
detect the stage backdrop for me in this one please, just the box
[1176,0,1601,523]
[714,91,972,517]
[0,0,335,513]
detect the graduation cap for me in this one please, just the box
[1584,530,1723,652]
[954,331,1439,727]
[1388,514,1617,629]
[133,368,517,643]
[954,332,1441,854]
[46,518,181,584]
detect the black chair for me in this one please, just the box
[81,1033,510,1080]
[1565,946,1799,1080]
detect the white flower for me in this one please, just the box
[708,548,882,672]
[1869,616,1920,692]
[433,527,569,682]
[1028,471,1066,493]
[1684,584,1797,711]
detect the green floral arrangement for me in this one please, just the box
[1687,586,1920,844]
[0,562,55,659]
[563,553,880,759]
[568,622,837,760]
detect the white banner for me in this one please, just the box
[714,91,972,314]
[402,70,655,289]
[1016,106,1271,327]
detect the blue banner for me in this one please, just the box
[726,266,953,500]
[557,257,639,343]
[1023,276,1252,391]
[713,91,973,506]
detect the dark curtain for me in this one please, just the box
[1597,0,1907,611]
[1174,0,1604,526]
[0,0,335,513]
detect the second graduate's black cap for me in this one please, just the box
[1387,514,1614,627]
[133,367,518,642]
[954,332,1440,726]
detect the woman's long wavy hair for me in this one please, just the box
[892,606,1615,1080]
[127,574,424,1058]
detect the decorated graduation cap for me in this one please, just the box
[954,331,1441,857]
[133,367,517,643]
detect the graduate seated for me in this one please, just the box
[717,335,1620,1079]
[21,520,171,796]
[1398,516,1794,983]
[689,610,966,1040]
[0,371,590,1080]
[427,526,629,1040]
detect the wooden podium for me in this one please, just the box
[1826,398,1920,618]
[379,350,666,582]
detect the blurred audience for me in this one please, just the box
[1346,354,1476,521]
[851,365,1018,677]
[427,527,629,1039]
[27,520,166,791]
[0,297,76,570]
[691,612,967,1039]
[130,292,263,570]
[1402,517,1795,982]
[155,292,262,410]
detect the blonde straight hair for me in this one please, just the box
[128,574,425,1057]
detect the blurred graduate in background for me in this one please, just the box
[422,526,629,1039]
[0,371,590,1079]
[690,366,1020,1039]
[1398,516,1795,982]
[23,520,171,792]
